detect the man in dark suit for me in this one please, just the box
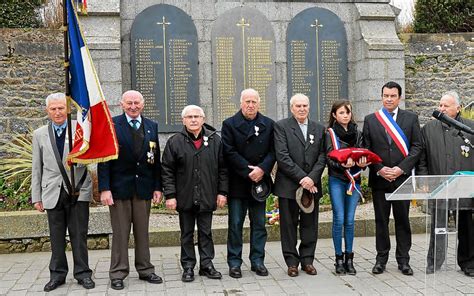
[98,90,163,290]
[363,81,422,276]
[221,88,276,278]
[31,93,95,292]
[274,93,327,277]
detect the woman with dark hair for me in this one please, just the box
[326,100,369,275]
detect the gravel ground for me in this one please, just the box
[149,202,424,229]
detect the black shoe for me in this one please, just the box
[110,279,124,290]
[139,273,163,284]
[229,266,242,278]
[344,252,357,275]
[77,277,95,289]
[44,279,65,292]
[462,267,474,277]
[335,254,345,274]
[182,268,195,282]
[372,262,386,274]
[199,265,222,279]
[398,263,414,276]
[251,264,268,276]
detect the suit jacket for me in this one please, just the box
[221,111,275,198]
[98,114,162,200]
[273,116,327,199]
[31,122,92,209]
[363,108,422,190]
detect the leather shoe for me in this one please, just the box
[251,264,268,276]
[372,262,386,274]
[398,263,414,276]
[462,267,474,277]
[139,273,163,284]
[77,277,95,289]
[44,279,65,292]
[229,266,242,278]
[302,264,317,275]
[182,268,195,282]
[110,279,124,290]
[287,266,299,277]
[199,265,222,279]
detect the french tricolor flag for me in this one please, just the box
[66,0,118,164]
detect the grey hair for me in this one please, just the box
[121,90,144,102]
[181,105,205,118]
[240,88,260,103]
[441,91,460,106]
[45,92,66,107]
[289,93,310,107]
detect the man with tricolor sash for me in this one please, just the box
[363,81,422,276]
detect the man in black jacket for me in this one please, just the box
[221,88,275,278]
[273,93,327,277]
[363,81,422,276]
[161,105,228,283]
[418,91,474,277]
[98,90,163,290]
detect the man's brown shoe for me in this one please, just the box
[287,266,299,277]
[302,264,317,275]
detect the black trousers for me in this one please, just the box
[372,190,411,265]
[279,197,319,267]
[46,188,91,281]
[428,209,474,269]
[178,207,214,269]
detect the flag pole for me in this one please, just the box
[63,0,76,198]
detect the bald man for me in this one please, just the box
[98,90,163,290]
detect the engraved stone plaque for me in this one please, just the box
[287,7,348,123]
[211,6,276,127]
[131,4,199,132]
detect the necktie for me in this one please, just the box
[389,112,395,118]
[130,119,139,130]
[56,127,63,137]
[387,113,394,143]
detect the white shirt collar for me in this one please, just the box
[125,114,142,124]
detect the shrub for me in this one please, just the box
[413,0,473,33]
[0,0,43,28]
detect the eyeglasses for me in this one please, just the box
[184,115,203,119]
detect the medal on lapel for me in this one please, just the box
[309,134,314,145]
[147,141,156,164]
[203,136,209,147]
[461,145,470,158]
[254,126,260,137]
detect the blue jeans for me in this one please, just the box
[329,176,360,255]
[227,197,267,268]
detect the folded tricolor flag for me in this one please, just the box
[66,0,118,164]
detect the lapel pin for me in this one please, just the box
[254,126,260,137]
[203,136,209,146]
[309,134,314,144]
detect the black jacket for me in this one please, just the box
[161,124,229,212]
[221,111,275,199]
[98,114,162,200]
[363,109,422,190]
[273,116,327,199]
[325,127,364,182]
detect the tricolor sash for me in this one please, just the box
[328,128,362,198]
[375,108,409,157]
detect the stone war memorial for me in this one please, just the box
[107,0,404,135]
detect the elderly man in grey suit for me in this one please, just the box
[31,93,95,292]
[274,93,327,277]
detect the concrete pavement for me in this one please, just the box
[0,234,473,295]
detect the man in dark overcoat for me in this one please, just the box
[221,88,275,278]
[161,105,228,282]
[363,81,422,276]
[98,90,163,290]
[418,91,474,277]
[273,93,327,277]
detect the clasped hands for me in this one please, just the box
[377,166,404,182]
[341,156,371,169]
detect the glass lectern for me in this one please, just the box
[387,173,474,294]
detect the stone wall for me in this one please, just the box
[0,29,63,142]
[403,33,473,124]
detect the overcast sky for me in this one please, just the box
[390,0,415,26]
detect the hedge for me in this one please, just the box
[413,0,473,33]
[0,0,43,28]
